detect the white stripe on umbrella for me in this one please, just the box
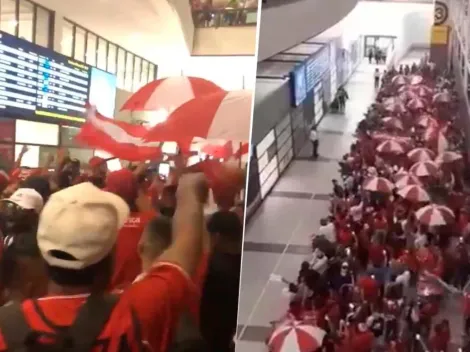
[409,161,438,177]
[382,117,403,129]
[363,176,394,193]
[376,140,406,154]
[415,204,455,226]
[407,148,435,162]
[394,173,422,188]
[397,185,430,202]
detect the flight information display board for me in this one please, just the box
[0,31,92,123]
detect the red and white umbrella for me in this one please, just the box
[120,76,224,111]
[435,151,463,164]
[268,320,326,352]
[409,75,424,85]
[382,117,403,130]
[392,75,408,86]
[376,139,407,154]
[397,185,430,202]
[424,127,449,153]
[399,90,417,102]
[415,204,455,226]
[394,172,422,188]
[412,85,433,97]
[407,147,435,162]
[433,91,451,104]
[384,101,407,114]
[363,176,395,193]
[371,133,412,145]
[410,161,439,177]
[407,97,426,110]
[144,90,253,142]
[416,114,438,128]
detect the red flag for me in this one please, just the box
[76,107,163,161]
[234,143,249,158]
[201,141,233,159]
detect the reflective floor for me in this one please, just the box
[236,52,429,351]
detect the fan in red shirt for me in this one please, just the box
[0,175,209,352]
[105,169,157,289]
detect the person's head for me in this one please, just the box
[106,169,139,212]
[340,262,349,276]
[1,230,47,303]
[21,176,52,202]
[332,179,338,185]
[0,188,43,237]
[37,182,129,292]
[207,210,242,253]
[311,126,317,131]
[320,218,328,227]
[138,216,172,272]
[89,156,108,177]
[375,68,379,72]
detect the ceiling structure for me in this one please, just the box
[33,0,192,66]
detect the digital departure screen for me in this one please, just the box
[0,31,98,124]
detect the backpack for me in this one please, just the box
[0,294,144,352]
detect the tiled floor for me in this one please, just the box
[237,51,438,351]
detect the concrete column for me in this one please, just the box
[429,0,451,69]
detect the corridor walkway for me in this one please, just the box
[236,53,428,351]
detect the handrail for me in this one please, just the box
[192,8,258,28]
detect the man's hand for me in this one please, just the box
[20,145,29,155]
[177,173,208,204]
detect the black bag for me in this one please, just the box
[0,294,144,352]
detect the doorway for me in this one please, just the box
[364,35,396,61]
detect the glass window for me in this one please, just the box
[15,120,59,146]
[117,48,126,88]
[18,0,33,42]
[141,61,149,85]
[74,26,86,62]
[59,125,80,147]
[149,64,155,81]
[35,6,50,48]
[124,52,134,91]
[97,37,107,70]
[1,0,17,35]
[68,148,93,164]
[38,145,57,168]
[15,144,39,167]
[107,44,117,74]
[133,57,141,91]
[61,20,74,56]
[85,32,97,66]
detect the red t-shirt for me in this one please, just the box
[186,252,210,323]
[349,331,374,352]
[0,263,192,352]
[110,211,156,290]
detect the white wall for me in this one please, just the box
[192,27,257,56]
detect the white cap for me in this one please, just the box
[7,188,44,213]
[37,182,130,270]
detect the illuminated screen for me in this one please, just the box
[88,68,116,118]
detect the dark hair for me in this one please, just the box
[46,255,112,287]
[143,216,172,253]
[207,211,242,241]
[21,176,51,202]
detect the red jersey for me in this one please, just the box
[111,211,156,290]
[0,263,193,352]
[186,252,210,323]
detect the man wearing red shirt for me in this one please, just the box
[0,175,208,352]
[106,169,157,289]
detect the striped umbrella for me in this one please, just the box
[382,117,404,130]
[394,172,422,188]
[376,140,407,154]
[409,75,424,85]
[392,75,408,86]
[435,151,463,164]
[363,176,395,193]
[433,91,451,103]
[416,114,438,128]
[409,161,439,177]
[407,147,435,162]
[397,185,430,202]
[415,204,455,226]
[268,320,326,352]
[407,97,426,110]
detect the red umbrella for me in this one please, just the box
[415,204,455,226]
[409,75,424,85]
[382,117,403,130]
[392,75,408,86]
[407,97,426,110]
[397,185,430,202]
[363,176,394,193]
[416,114,438,128]
[394,172,422,188]
[371,133,412,145]
[144,90,253,142]
[120,76,224,111]
[376,140,407,154]
[409,161,439,177]
[407,147,435,162]
[432,91,451,103]
[268,320,326,352]
[411,85,433,97]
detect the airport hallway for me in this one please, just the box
[236,53,438,352]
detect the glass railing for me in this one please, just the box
[192,8,258,28]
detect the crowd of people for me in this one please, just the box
[268,58,470,352]
[0,148,245,352]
